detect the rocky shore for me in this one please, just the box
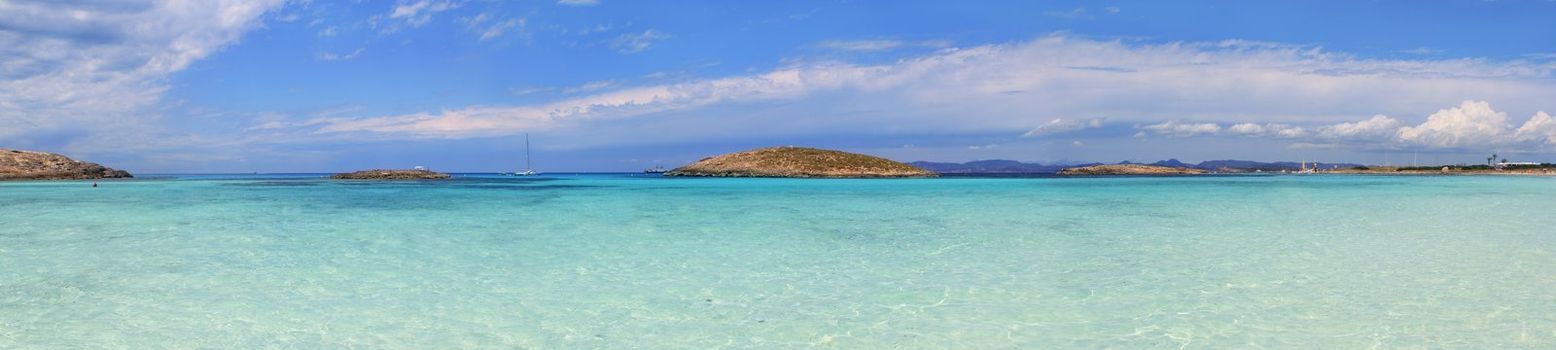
[1058,164,1207,176]
[330,169,451,180]
[664,146,936,178]
[0,149,133,180]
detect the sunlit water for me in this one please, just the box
[3,174,1554,348]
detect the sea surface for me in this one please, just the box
[2,174,1554,348]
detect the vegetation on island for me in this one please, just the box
[664,146,936,178]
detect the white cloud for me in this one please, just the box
[1514,111,1556,145]
[1023,118,1104,137]
[464,13,525,41]
[609,29,670,54]
[562,80,618,94]
[1139,102,1556,151]
[1142,121,1223,137]
[1395,101,1511,148]
[1293,102,1556,151]
[1315,115,1401,140]
[318,48,366,61]
[510,86,558,96]
[816,39,954,52]
[1227,123,1307,138]
[307,68,826,137]
[557,0,600,6]
[243,35,1556,152]
[578,23,615,36]
[387,0,459,28]
[0,0,284,147]
[1226,123,1262,135]
[818,39,904,52]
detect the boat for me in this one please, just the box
[644,164,668,174]
[507,134,540,176]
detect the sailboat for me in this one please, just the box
[509,133,539,176]
[644,163,668,174]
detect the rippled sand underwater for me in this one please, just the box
[2,174,1554,348]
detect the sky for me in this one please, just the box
[2,0,1556,172]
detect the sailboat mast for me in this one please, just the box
[525,133,532,172]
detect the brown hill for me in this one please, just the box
[0,149,132,180]
[664,146,936,178]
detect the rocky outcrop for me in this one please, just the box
[0,149,133,180]
[330,169,451,180]
[664,146,936,178]
[1057,164,1207,176]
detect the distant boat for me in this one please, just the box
[507,134,539,176]
[644,164,668,174]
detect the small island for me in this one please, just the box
[664,146,936,178]
[1057,164,1207,176]
[1,148,133,180]
[330,169,451,180]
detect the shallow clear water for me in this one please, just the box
[2,174,1554,348]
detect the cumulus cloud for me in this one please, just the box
[1514,112,1556,145]
[609,29,670,53]
[1395,101,1512,149]
[1136,101,1556,151]
[1240,101,1556,151]
[1023,118,1104,137]
[0,0,284,147]
[1384,101,1556,150]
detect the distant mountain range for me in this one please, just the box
[908,160,1080,173]
[910,159,1365,174]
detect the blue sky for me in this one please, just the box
[3,0,1556,172]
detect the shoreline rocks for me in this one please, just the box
[0,149,133,180]
[330,169,451,180]
[665,146,936,178]
[1058,164,1207,176]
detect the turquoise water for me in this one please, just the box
[3,174,1555,348]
